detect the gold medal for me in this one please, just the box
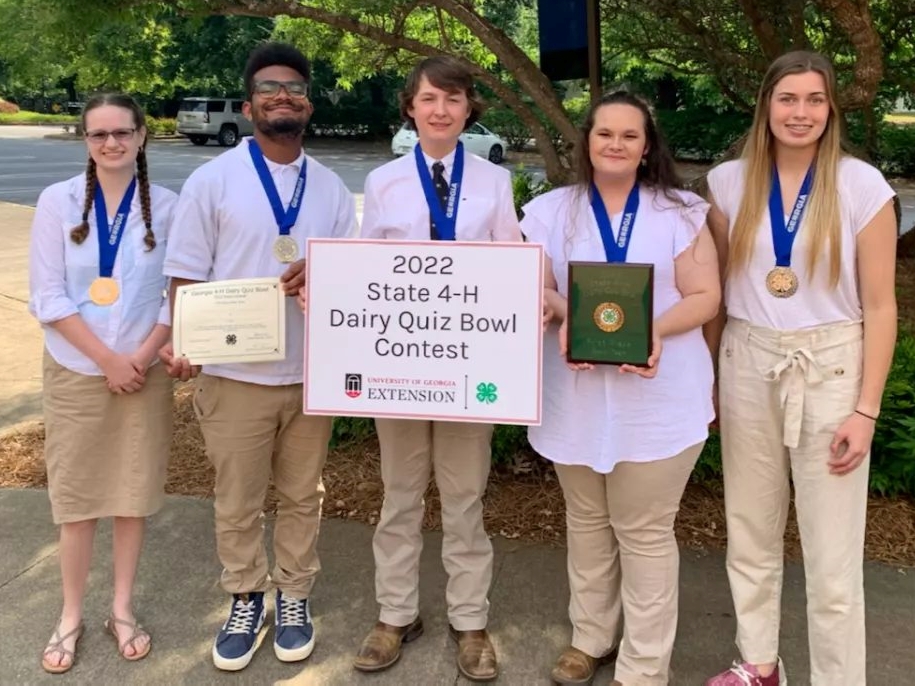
[593,302,625,332]
[273,235,299,263]
[88,277,120,306]
[766,266,798,298]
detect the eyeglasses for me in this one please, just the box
[85,128,137,144]
[253,80,309,99]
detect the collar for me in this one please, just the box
[242,137,305,173]
[421,146,457,178]
[68,172,141,213]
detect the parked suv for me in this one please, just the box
[176,97,253,146]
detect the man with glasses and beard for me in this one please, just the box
[160,42,356,672]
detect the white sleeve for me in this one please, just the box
[162,173,216,281]
[331,177,358,238]
[28,185,80,324]
[848,160,896,234]
[491,168,522,242]
[360,171,385,239]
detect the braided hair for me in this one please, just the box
[69,93,155,251]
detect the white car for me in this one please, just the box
[391,122,507,164]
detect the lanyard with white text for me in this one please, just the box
[590,182,640,263]
[414,141,464,241]
[248,139,307,236]
[94,178,136,278]
[769,165,813,268]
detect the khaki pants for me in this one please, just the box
[554,442,703,686]
[372,418,494,631]
[719,317,869,685]
[194,373,333,599]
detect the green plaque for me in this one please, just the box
[566,261,654,366]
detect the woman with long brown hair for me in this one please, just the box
[28,93,176,673]
[704,51,897,686]
[522,90,720,685]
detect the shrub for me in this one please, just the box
[875,123,915,178]
[870,329,915,496]
[655,107,751,161]
[512,165,553,218]
[0,98,20,114]
[481,107,530,152]
[146,117,177,136]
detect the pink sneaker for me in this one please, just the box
[705,658,786,686]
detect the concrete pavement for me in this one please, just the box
[1,489,913,685]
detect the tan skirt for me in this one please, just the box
[42,352,173,524]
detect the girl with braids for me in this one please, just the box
[28,92,177,673]
[521,91,719,685]
[704,51,897,686]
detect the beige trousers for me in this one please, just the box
[719,317,869,685]
[194,373,333,599]
[554,442,703,686]
[372,418,494,631]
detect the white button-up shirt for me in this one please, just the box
[28,173,177,375]
[361,146,521,242]
[163,137,358,386]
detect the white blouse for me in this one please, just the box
[707,156,895,330]
[29,174,177,376]
[521,185,714,473]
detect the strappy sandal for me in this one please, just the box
[41,620,85,674]
[104,615,151,661]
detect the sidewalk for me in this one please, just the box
[1,488,913,685]
[0,202,43,434]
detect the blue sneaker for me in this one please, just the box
[274,590,315,662]
[212,592,266,671]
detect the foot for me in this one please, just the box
[105,612,151,661]
[706,658,786,686]
[353,617,424,672]
[212,592,267,672]
[41,618,84,674]
[550,645,615,685]
[274,590,315,662]
[449,625,498,682]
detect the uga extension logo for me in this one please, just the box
[344,373,362,398]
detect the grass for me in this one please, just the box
[885,113,915,125]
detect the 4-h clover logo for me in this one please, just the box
[476,382,498,404]
[226,334,237,345]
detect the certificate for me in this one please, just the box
[172,277,286,365]
[566,261,654,366]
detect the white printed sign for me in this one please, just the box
[303,239,543,424]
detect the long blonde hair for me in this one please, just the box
[728,51,846,286]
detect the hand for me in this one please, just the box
[280,258,307,296]
[157,342,200,382]
[558,317,594,371]
[541,301,554,332]
[100,353,145,394]
[619,331,662,378]
[296,285,308,314]
[828,412,875,475]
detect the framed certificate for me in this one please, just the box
[566,261,653,366]
[172,277,286,365]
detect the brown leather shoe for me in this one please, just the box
[352,617,423,672]
[550,645,619,685]
[449,626,498,682]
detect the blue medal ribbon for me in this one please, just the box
[415,141,464,241]
[94,178,136,278]
[768,166,813,267]
[248,139,307,237]
[590,182,640,263]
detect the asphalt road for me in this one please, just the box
[1,126,911,233]
[0,128,397,206]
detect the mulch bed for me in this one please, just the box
[2,384,913,568]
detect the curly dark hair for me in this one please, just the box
[243,42,311,97]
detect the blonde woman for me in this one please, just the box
[29,93,176,672]
[704,51,897,686]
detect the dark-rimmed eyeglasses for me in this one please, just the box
[85,128,137,144]
[253,80,309,99]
